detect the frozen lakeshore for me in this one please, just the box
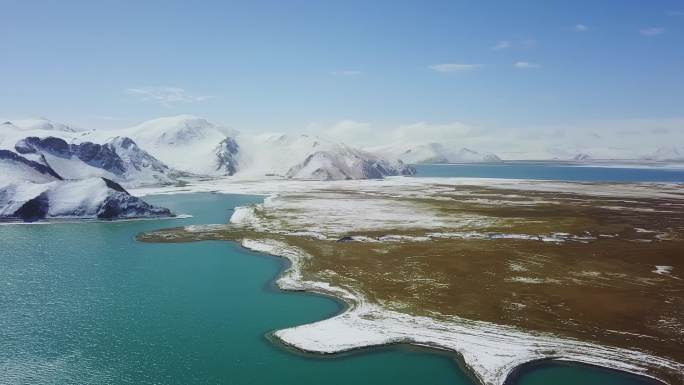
[134,176,684,385]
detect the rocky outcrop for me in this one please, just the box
[16,136,127,175]
[214,137,239,175]
[14,136,177,185]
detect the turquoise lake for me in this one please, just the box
[0,193,664,385]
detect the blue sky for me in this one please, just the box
[1,0,682,154]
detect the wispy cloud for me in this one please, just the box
[125,86,209,107]
[640,27,665,36]
[331,70,363,76]
[667,10,684,16]
[514,61,541,69]
[428,63,483,73]
[491,39,536,50]
[492,40,512,50]
[574,24,589,32]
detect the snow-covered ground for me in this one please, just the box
[131,175,684,201]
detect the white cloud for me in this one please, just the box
[492,40,512,50]
[309,120,373,144]
[514,61,541,69]
[125,86,209,106]
[640,27,665,36]
[667,11,684,16]
[428,63,483,73]
[574,24,589,32]
[331,70,363,76]
[390,121,475,143]
[491,39,536,50]
[306,117,684,160]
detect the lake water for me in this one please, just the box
[414,162,684,182]
[0,193,664,385]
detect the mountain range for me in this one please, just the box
[2,116,419,185]
[2,115,681,221]
[0,116,418,221]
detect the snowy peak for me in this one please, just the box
[124,115,238,175]
[6,118,85,133]
[453,147,501,162]
[108,136,172,173]
[127,115,233,147]
[573,153,592,161]
[237,133,414,180]
[372,142,501,164]
[0,119,89,151]
[643,146,684,162]
[281,137,416,180]
[286,149,415,180]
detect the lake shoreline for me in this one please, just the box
[233,235,674,385]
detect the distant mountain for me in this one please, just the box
[642,146,684,162]
[238,133,415,180]
[286,147,415,180]
[369,142,501,164]
[120,115,239,176]
[7,118,86,133]
[573,153,592,161]
[0,119,87,151]
[3,116,416,182]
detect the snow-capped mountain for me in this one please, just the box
[0,119,88,150]
[120,115,239,175]
[369,142,501,164]
[14,136,178,186]
[0,150,171,222]
[238,133,415,180]
[573,153,592,161]
[8,118,85,133]
[4,116,416,182]
[287,148,415,180]
[642,146,684,162]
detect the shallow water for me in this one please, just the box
[0,193,665,385]
[507,361,662,385]
[414,162,684,182]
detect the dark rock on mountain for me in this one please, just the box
[0,149,62,180]
[215,137,239,175]
[13,192,50,222]
[16,136,127,175]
